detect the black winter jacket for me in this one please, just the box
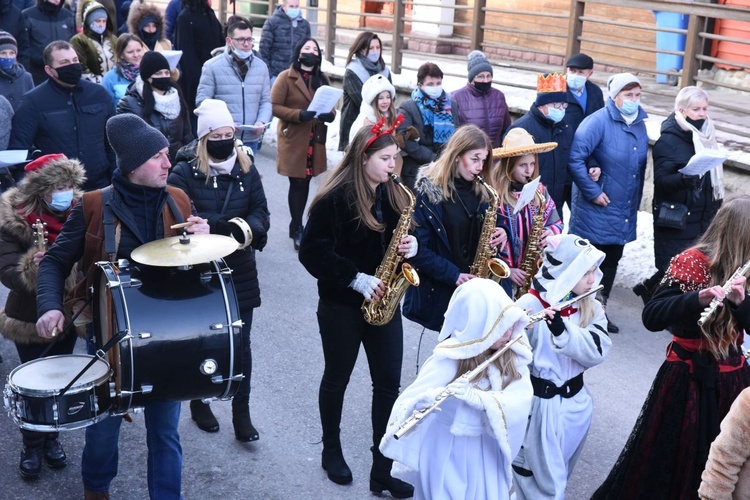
[652,113,721,271]
[170,140,270,310]
[259,6,311,78]
[116,83,194,164]
[22,1,76,84]
[0,2,29,70]
[173,3,223,110]
[0,63,34,111]
[298,184,401,307]
[562,79,604,137]
[506,105,574,211]
[9,78,115,191]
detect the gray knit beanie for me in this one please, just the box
[467,50,493,82]
[106,114,169,174]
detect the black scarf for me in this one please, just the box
[112,169,168,244]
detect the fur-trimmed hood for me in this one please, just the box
[414,167,446,205]
[127,0,167,44]
[77,0,116,36]
[8,157,86,216]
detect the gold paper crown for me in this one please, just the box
[537,73,566,93]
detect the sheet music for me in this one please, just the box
[0,150,28,168]
[307,86,343,115]
[679,148,728,176]
[513,176,541,215]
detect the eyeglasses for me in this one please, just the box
[549,102,568,110]
[232,37,254,46]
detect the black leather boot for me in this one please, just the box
[19,431,44,479]
[321,436,352,485]
[190,400,219,433]
[43,434,67,468]
[232,400,259,442]
[293,226,303,252]
[370,446,413,498]
[597,292,619,334]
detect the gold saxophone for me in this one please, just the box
[469,176,510,281]
[362,173,420,326]
[516,189,546,299]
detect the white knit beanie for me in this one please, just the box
[195,99,235,139]
[361,74,396,107]
[607,73,640,99]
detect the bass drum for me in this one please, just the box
[4,354,111,431]
[94,259,242,414]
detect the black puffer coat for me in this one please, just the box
[116,82,194,164]
[22,0,76,84]
[170,140,270,311]
[259,5,311,78]
[652,113,721,271]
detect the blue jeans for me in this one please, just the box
[81,401,183,498]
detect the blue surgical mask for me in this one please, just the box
[89,23,106,35]
[367,51,380,63]
[618,99,640,116]
[233,48,253,60]
[421,85,443,100]
[546,106,565,123]
[0,57,14,70]
[48,190,74,211]
[286,7,300,19]
[566,73,586,91]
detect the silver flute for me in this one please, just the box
[393,285,602,440]
[697,259,750,327]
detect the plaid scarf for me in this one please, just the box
[411,87,454,145]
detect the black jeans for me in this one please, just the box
[593,243,625,299]
[317,299,404,450]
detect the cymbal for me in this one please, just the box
[130,234,238,267]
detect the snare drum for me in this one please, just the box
[4,354,111,431]
[94,259,242,414]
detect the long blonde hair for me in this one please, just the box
[694,195,750,359]
[308,128,407,232]
[492,154,542,208]
[372,93,397,126]
[195,137,252,184]
[453,347,520,390]
[421,125,493,202]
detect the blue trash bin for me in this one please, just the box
[653,11,689,84]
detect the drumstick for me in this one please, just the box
[170,221,196,230]
[51,327,58,337]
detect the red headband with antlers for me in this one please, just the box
[365,113,405,149]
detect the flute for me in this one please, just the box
[393,285,602,440]
[697,259,750,327]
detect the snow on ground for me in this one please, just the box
[262,59,659,291]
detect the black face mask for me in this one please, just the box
[206,138,235,160]
[686,116,706,131]
[473,81,491,93]
[299,53,320,68]
[54,63,82,86]
[141,31,159,50]
[150,76,172,92]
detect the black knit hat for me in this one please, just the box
[0,31,17,54]
[106,114,168,174]
[139,51,170,81]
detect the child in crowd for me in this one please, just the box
[512,234,612,499]
[381,278,533,500]
[492,128,563,298]
[349,73,397,142]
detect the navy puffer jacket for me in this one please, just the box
[170,140,270,311]
[259,6,311,78]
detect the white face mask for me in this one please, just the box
[421,85,443,100]
[90,23,106,35]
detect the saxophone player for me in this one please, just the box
[298,123,417,498]
[403,125,507,333]
[491,128,563,298]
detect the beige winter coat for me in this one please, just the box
[699,387,750,499]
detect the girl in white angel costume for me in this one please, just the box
[380,278,534,500]
[512,234,612,499]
